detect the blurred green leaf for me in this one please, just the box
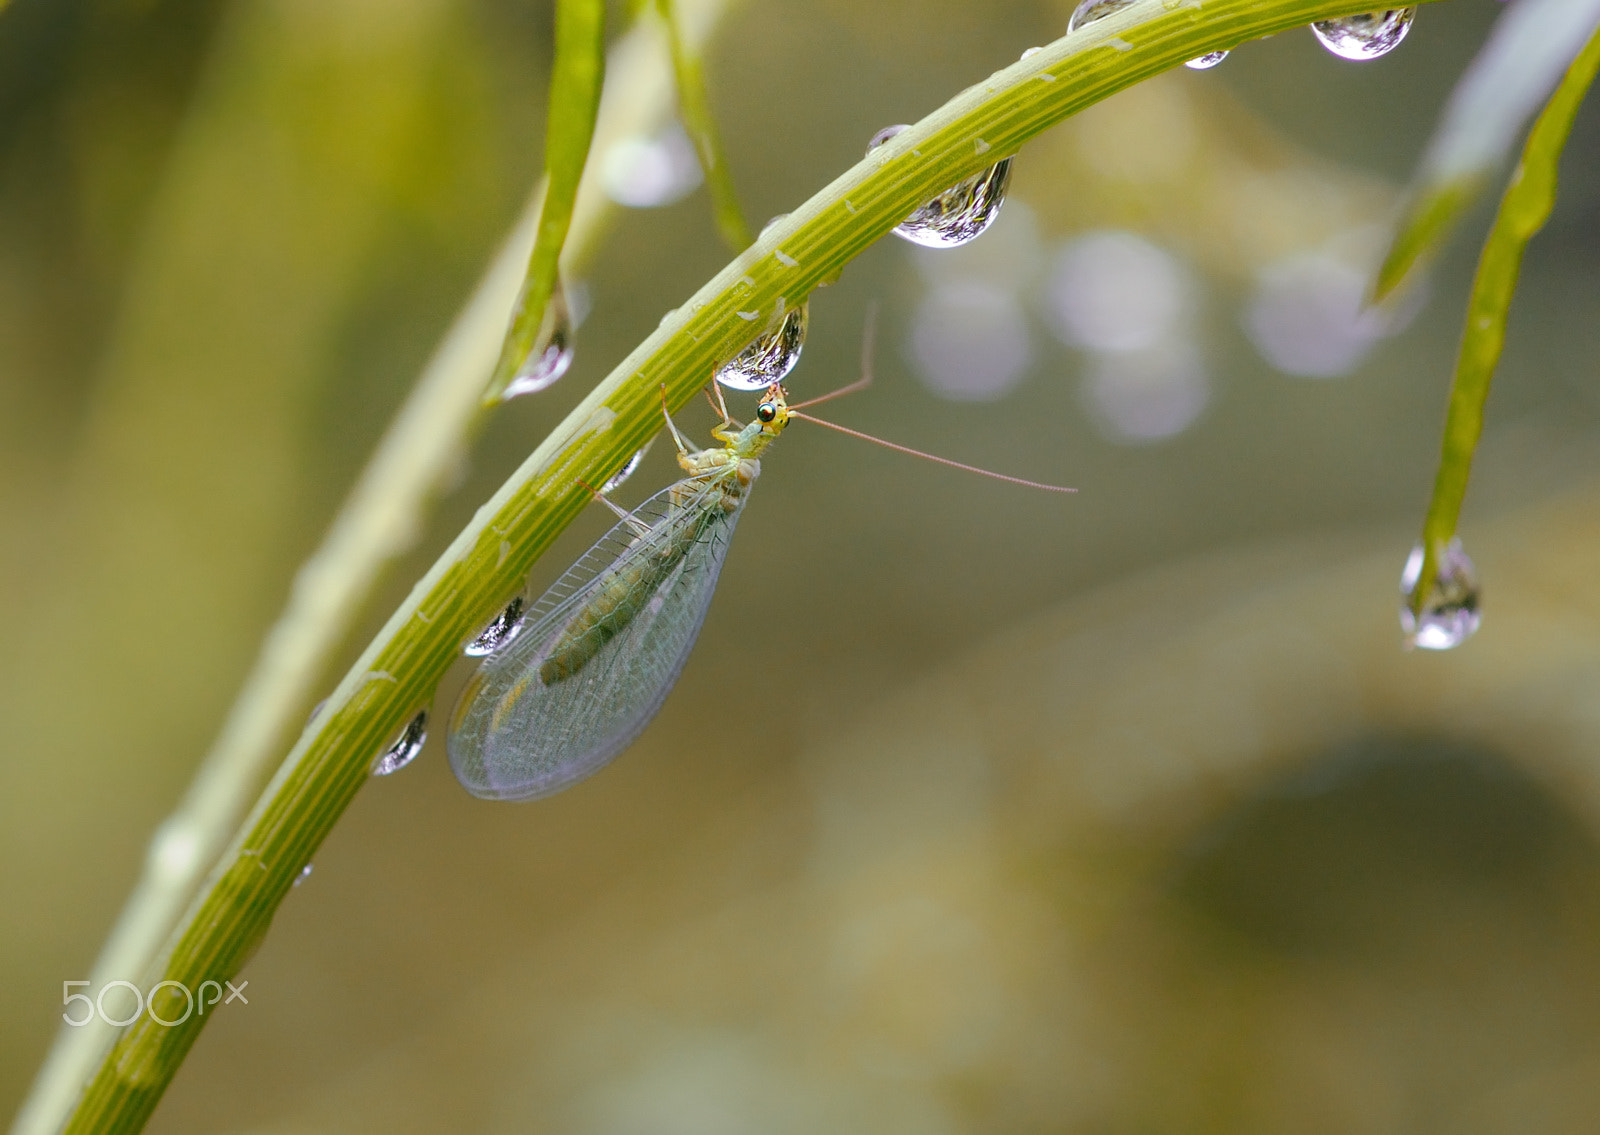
[1375,0,1600,301]
[485,0,605,403]
[657,0,753,252]
[1409,20,1600,619]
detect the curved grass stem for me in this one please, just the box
[15,5,737,1133]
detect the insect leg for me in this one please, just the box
[660,384,695,456]
[576,478,654,537]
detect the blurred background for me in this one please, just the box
[6,0,1600,1130]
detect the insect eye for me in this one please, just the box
[757,402,777,423]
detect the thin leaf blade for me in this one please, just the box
[484,0,607,403]
[1409,20,1600,618]
[1376,0,1600,300]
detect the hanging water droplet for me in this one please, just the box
[502,283,574,400]
[1067,0,1134,33]
[465,598,525,658]
[866,125,1012,249]
[715,300,809,391]
[372,710,428,776]
[1398,537,1481,651]
[1073,0,1218,64]
[292,863,313,888]
[1311,8,1415,61]
[600,443,652,494]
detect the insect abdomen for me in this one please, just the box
[537,504,720,684]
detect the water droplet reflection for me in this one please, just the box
[601,443,652,495]
[1243,252,1387,378]
[1311,8,1415,61]
[1186,50,1228,70]
[715,301,808,392]
[1399,539,1481,650]
[1067,0,1134,33]
[149,820,202,880]
[601,121,704,207]
[1081,341,1209,443]
[1046,231,1189,354]
[292,863,313,888]
[908,280,1032,402]
[466,598,525,658]
[867,125,1012,249]
[372,710,428,776]
[502,284,574,400]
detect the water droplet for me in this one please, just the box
[1067,0,1134,33]
[715,300,808,391]
[372,710,428,776]
[502,284,574,400]
[760,213,789,239]
[1399,538,1481,651]
[306,697,328,725]
[1311,8,1415,61]
[1186,50,1228,70]
[600,443,652,494]
[465,598,525,658]
[292,863,313,888]
[866,125,1012,249]
[1021,46,1044,60]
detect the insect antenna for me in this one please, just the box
[786,410,1076,494]
[788,303,1074,494]
[788,303,879,411]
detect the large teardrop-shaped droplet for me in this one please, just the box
[502,283,575,400]
[372,710,428,776]
[715,300,809,391]
[1398,537,1481,651]
[867,126,1012,249]
[1311,8,1415,61]
[465,597,525,658]
[600,443,651,494]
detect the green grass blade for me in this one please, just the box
[656,0,753,252]
[54,3,1457,1130]
[1408,21,1600,618]
[483,0,606,403]
[14,6,736,1131]
[1374,0,1600,301]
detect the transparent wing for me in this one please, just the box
[447,476,747,801]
